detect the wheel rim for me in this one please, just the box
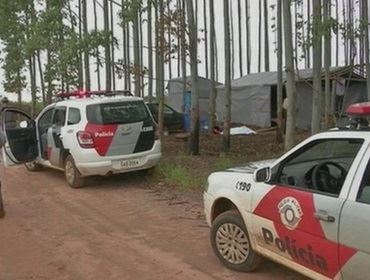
[65,161,75,184]
[215,223,250,264]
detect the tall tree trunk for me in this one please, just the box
[110,0,116,90]
[167,0,172,80]
[103,0,111,90]
[230,0,235,79]
[77,0,83,88]
[324,0,332,128]
[203,0,209,79]
[127,23,132,91]
[37,50,46,105]
[276,0,283,143]
[359,0,364,71]
[158,0,166,137]
[82,0,90,90]
[93,0,101,90]
[148,0,153,101]
[186,0,200,155]
[245,0,250,74]
[155,2,160,97]
[264,0,269,72]
[312,0,322,134]
[306,1,311,68]
[283,0,297,151]
[237,0,242,77]
[342,0,348,64]
[208,0,217,132]
[180,0,187,95]
[335,0,339,66]
[364,0,370,100]
[139,9,144,96]
[133,8,141,97]
[258,1,262,72]
[222,0,231,152]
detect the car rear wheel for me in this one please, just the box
[64,155,84,188]
[24,161,43,172]
[210,210,262,272]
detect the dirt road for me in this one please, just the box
[0,166,305,280]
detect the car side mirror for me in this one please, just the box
[253,167,271,183]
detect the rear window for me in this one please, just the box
[86,101,149,124]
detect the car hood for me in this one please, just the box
[225,159,277,174]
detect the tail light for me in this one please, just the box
[77,131,95,148]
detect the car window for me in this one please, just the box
[86,101,149,124]
[38,109,54,131]
[67,108,81,125]
[4,110,32,129]
[52,108,66,127]
[358,159,370,204]
[275,139,363,196]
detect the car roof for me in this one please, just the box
[53,95,144,108]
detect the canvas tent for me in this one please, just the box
[216,67,367,129]
[166,76,222,116]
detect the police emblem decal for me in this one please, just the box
[278,197,303,230]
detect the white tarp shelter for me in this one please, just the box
[216,67,367,129]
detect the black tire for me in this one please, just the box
[24,161,43,172]
[210,210,262,272]
[64,155,84,188]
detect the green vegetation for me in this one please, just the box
[157,161,204,190]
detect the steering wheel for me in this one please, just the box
[312,161,347,193]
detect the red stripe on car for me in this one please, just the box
[253,186,356,278]
[85,123,118,156]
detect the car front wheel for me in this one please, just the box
[210,210,262,272]
[64,155,84,188]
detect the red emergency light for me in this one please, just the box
[346,102,370,116]
[56,90,132,100]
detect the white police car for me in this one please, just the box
[204,103,370,280]
[1,90,161,188]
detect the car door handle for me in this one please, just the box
[314,210,335,223]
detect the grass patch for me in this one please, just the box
[157,161,204,190]
[213,156,235,171]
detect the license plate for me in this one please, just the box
[116,158,143,169]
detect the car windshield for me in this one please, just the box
[86,101,149,124]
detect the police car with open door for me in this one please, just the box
[204,102,370,280]
[2,90,161,188]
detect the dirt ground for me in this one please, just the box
[0,164,307,280]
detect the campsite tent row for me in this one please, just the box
[166,67,367,130]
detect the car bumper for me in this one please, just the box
[203,191,214,227]
[75,141,162,176]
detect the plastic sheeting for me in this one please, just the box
[216,85,271,128]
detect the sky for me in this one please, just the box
[0,0,369,102]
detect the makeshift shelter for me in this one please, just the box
[166,76,222,116]
[216,66,367,129]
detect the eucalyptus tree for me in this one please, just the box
[283,0,297,151]
[264,0,269,72]
[93,0,101,90]
[323,0,332,128]
[312,0,322,134]
[222,0,231,152]
[276,0,283,143]
[245,0,250,74]
[185,0,200,155]
[82,0,91,90]
[208,0,217,133]
[103,0,112,90]
[147,0,154,100]
[363,0,370,99]
[203,0,209,78]
[237,0,242,77]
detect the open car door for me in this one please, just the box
[1,107,38,166]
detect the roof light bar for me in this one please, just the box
[346,102,370,116]
[56,90,133,100]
